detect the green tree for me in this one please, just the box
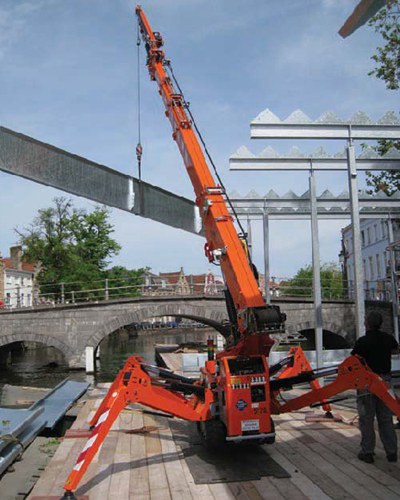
[69,208,121,272]
[368,0,400,90]
[280,263,343,299]
[365,0,400,193]
[16,197,121,301]
[104,266,147,298]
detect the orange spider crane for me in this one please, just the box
[61,6,400,498]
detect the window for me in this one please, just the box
[367,227,371,245]
[363,259,367,278]
[361,231,365,247]
[369,256,374,280]
[381,220,387,238]
[374,224,378,242]
[376,254,381,277]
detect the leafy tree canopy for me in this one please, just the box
[366,0,400,193]
[280,263,343,299]
[104,266,148,298]
[15,197,143,300]
[368,0,400,90]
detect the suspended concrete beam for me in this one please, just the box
[0,126,203,236]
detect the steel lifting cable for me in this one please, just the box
[164,63,251,253]
[136,22,143,180]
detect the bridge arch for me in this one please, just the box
[0,333,74,360]
[287,320,348,338]
[284,321,351,349]
[86,303,227,350]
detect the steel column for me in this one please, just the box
[263,208,271,304]
[347,141,365,338]
[309,168,323,370]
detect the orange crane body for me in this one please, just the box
[61,7,400,498]
[136,6,278,342]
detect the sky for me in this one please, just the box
[0,0,399,279]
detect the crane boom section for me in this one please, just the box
[136,6,266,330]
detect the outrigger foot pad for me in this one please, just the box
[61,491,77,500]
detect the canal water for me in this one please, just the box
[0,328,218,392]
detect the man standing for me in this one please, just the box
[352,311,399,464]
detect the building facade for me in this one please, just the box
[1,246,39,308]
[142,267,225,296]
[341,218,400,300]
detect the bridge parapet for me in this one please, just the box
[0,296,360,371]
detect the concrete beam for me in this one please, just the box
[0,126,203,236]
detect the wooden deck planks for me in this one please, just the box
[107,411,133,500]
[261,446,331,500]
[128,410,150,500]
[144,413,172,500]
[298,425,399,500]
[28,388,400,500]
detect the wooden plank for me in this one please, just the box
[250,477,287,500]
[209,482,237,499]
[274,430,354,500]
[237,481,264,500]
[160,353,182,374]
[268,475,308,500]
[262,446,331,500]
[144,413,171,500]
[159,419,193,499]
[281,425,377,500]
[310,439,399,500]
[179,448,215,499]
[292,416,400,500]
[129,410,151,500]
[301,416,400,491]
[107,411,132,500]
[85,431,119,499]
[48,439,89,497]
[228,482,257,499]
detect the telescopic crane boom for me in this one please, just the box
[135,6,285,356]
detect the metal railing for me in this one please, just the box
[1,275,394,310]
[0,277,226,309]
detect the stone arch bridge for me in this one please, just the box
[0,295,364,371]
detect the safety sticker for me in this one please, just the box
[235,399,248,411]
[251,376,266,385]
[241,419,260,432]
[231,383,250,390]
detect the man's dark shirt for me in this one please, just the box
[351,329,398,374]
